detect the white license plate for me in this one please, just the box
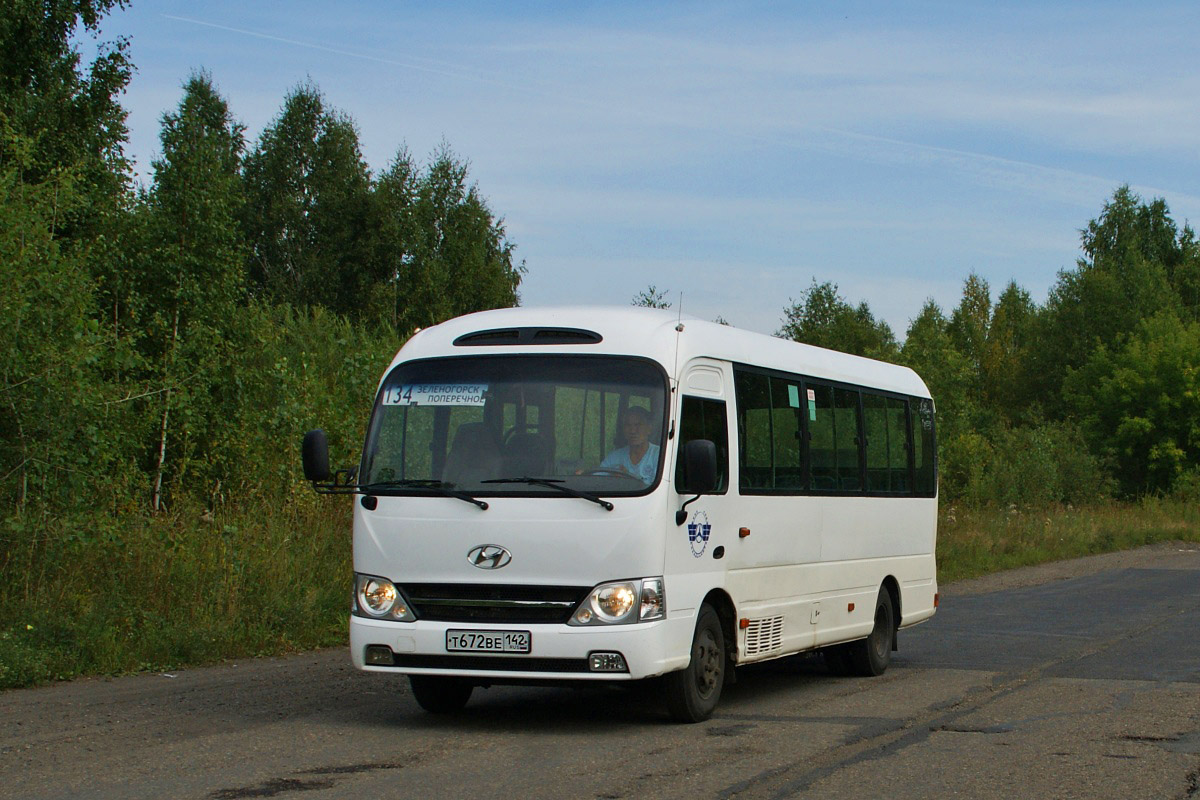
[446,630,531,654]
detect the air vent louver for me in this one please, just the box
[453,327,602,346]
[744,615,785,656]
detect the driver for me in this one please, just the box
[599,406,659,485]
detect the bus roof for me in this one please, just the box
[393,306,931,399]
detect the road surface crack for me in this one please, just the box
[212,760,407,798]
[211,777,335,799]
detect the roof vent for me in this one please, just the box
[453,327,603,346]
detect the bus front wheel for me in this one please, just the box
[665,604,725,723]
[848,587,894,677]
[409,675,473,713]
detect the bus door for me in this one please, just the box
[666,360,734,616]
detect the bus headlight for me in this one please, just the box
[354,574,415,621]
[570,577,665,626]
[596,583,637,621]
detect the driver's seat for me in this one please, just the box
[503,431,553,477]
[443,423,502,486]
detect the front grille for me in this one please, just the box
[389,653,590,673]
[401,583,590,624]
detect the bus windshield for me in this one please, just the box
[361,355,669,496]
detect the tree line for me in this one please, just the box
[1,1,522,521]
[7,0,1199,530]
[772,187,1200,504]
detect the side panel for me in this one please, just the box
[725,495,823,658]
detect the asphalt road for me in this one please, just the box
[2,543,1198,800]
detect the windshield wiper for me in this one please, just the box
[363,479,488,510]
[481,477,614,511]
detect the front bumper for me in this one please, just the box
[350,612,696,681]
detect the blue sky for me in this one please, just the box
[98,1,1200,338]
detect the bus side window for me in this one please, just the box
[834,388,863,492]
[770,377,803,490]
[911,397,936,495]
[734,370,771,490]
[675,396,729,494]
[806,383,837,492]
[863,393,910,494]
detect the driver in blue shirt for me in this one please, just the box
[600,406,659,485]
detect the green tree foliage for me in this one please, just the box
[0,1,134,514]
[138,73,248,510]
[983,281,1037,418]
[900,273,1105,506]
[397,144,523,330]
[241,83,372,317]
[947,273,991,382]
[0,0,132,202]
[632,285,672,309]
[1032,186,1195,408]
[0,139,97,510]
[778,280,898,360]
[940,275,1039,422]
[901,300,975,436]
[1065,312,1200,497]
[367,147,419,327]
[0,5,540,683]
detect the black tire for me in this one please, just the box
[408,675,473,714]
[665,604,725,723]
[848,587,895,677]
[822,643,856,676]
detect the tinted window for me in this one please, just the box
[735,371,772,489]
[864,393,910,493]
[771,378,804,490]
[912,397,936,495]
[807,383,837,492]
[676,396,729,494]
[833,388,862,492]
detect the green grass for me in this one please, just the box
[2,496,1198,690]
[0,497,352,689]
[936,497,1200,583]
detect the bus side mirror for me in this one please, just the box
[681,439,718,495]
[302,429,332,482]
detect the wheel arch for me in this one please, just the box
[881,575,901,651]
[702,588,738,664]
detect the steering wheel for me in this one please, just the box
[582,468,631,477]
[502,425,531,446]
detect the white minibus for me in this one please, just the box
[302,306,938,722]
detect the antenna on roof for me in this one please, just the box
[677,293,684,324]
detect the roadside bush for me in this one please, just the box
[940,422,1110,507]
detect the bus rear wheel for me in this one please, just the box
[409,675,473,713]
[665,604,725,723]
[848,587,894,677]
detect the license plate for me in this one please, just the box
[446,629,531,654]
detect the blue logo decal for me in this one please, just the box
[687,511,712,558]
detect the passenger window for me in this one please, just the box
[676,396,729,494]
[887,398,910,492]
[863,394,910,494]
[834,388,862,492]
[912,397,936,495]
[735,371,771,489]
[771,378,803,489]
[807,384,837,492]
